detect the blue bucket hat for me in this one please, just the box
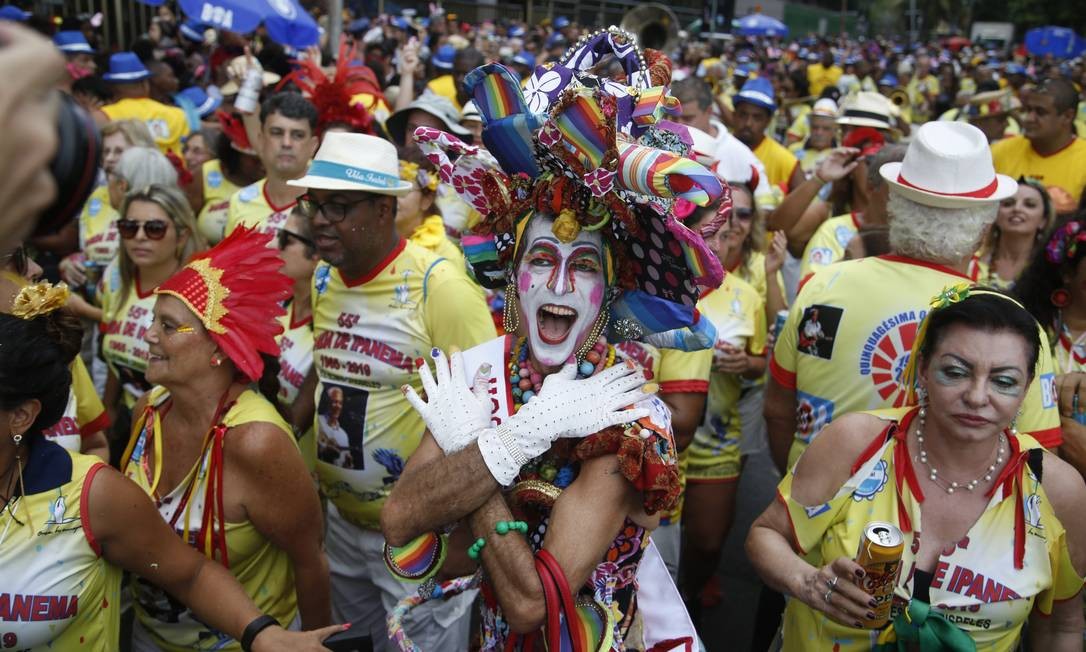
[176,86,222,117]
[53,30,95,54]
[877,73,899,87]
[553,16,570,29]
[508,25,525,38]
[0,5,29,21]
[512,50,535,69]
[433,44,455,71]
[103,52,151,83]
[735,77,777,113]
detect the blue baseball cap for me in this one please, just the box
[554,16,570,29]
[508,25,526,38]
[176,86,221,117]
[347,17,370,34]
[53,30,95,54]
[1004,63,1027,76]
[433,44,455,71]
[512,50,535,69]
[103,52,151,83]
[391,16,411,30]
[0,5,29,21]
[877,74,898,87]
[735,77,776,113]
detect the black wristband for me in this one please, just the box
[240,614,279,651]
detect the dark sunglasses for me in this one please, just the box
[1,246,27,276]
[278,228,315,250]
[297,193,381,224]
[117,218,170,240]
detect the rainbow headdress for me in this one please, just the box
[415,28,729,350]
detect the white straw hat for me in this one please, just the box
[879,121,1016,209]
[287,133,412,196]
[836,91,895,130]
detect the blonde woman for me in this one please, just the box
[96,184,205,428]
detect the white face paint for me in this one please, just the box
[516,215,606,367]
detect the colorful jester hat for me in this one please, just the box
[155,226,292,381]
[415,28,730,349]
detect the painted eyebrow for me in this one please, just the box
[940,353,1024,375]
[534,235,602,250]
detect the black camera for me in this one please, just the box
[33,91,102,237]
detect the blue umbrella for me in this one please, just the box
[735,13,788,38]
[176,0,319,48]
[1024,26,1079,58]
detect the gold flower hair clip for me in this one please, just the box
[929,283,971,311]
[11,281,70,320]
[399,160,438,193]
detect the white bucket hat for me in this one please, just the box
[879,121,1016,209]
[836,91,895,130]
[287,133,412,196]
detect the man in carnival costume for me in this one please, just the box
[381,28,728,650]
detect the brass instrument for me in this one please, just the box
[888,89,909,109]
[620,4,679,52]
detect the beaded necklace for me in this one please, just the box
[508,335,615,409]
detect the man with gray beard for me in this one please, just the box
[764,121,1063,477]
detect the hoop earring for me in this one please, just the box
[575,309,610,362]
[502,279,521,334]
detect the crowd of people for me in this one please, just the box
[4,1,1086,650]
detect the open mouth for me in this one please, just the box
[536,304,578,345]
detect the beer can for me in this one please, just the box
[855,521,904,629]
[771,309,789,339]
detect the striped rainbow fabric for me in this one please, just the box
[553,91,612,170]
[631,86,681,127]
[616,142,723,206]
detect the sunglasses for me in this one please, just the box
[297,193,381,224]
[117,219,170,240]
[278,228,315,250]
[1,246,27,276]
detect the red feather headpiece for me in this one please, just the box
[216,110,256,155]
[155,227,291,381]
[278,40,384,136]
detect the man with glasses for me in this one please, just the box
[223,92,319,241]
[286,132,494,648]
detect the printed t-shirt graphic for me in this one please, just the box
[79,184,120,265]
[42,358,109,452]
[311,239,496,528]
[771,255,1062,470]
[98,261,156,407]
[799,212,861,281]
[197,159,242,245]
[0,441,121,651]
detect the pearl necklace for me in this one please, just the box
[915,406,1006,494]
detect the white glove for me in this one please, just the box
[477,360,655,485]
[402,348,492,454]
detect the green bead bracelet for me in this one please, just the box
[467,537,486,560]
[495,520,529,535]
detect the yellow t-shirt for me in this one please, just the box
[310,239,496,528]
[1051,322,1086,376]
[730,251,785,312]
[990,135,1086,205]
[800,212,861,281]
[807,64,843,97]
[687,275,766,482]
[98,262,157,408]
[349,92,392,126]
[224,178,297,239]
[409,214,465,269]
[79,184,120,265]
[752,136,801,193]
[0,444,121,651]
[778,408,1083,651]
[784,105,813,142]
[277,303,315,471]
[423,75,461,112]
[102,97,190,155]
[906,74,941,122]
[123,387,299,651]
[197,159,242,245]
[43,358,109,453]
[771,255,1061,470]
[789,141,834,178]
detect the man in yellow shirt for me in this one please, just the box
[223,92,319,239]
[424,47,484,113]
[287,132,495,647]
[991,77,1086,206]
[806,51,842,98]
[101,52,188,155]
[733,77,804,193]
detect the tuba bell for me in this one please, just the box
[889,89,909,109]
[620,3,680,52]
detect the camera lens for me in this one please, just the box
[34,92,102,237]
